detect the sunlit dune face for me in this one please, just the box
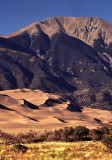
[0,89,111,134]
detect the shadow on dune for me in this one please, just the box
[40,98,67,107]
[0,103,39,122]
[0,104,15,111]
[67,103,83,112]
[54,117,67,123]
[21,99,39,109]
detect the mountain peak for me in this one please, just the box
[6,16,112,45]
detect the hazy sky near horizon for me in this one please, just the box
[0,0,112,35]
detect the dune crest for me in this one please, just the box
[0,89,111,133]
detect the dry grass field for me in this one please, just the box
[0,141,112,160]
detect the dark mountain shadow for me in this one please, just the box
[0,65,17,89]
[0,55,34,88]
[0,36,36,55]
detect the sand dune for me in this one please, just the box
[0,89,112,133]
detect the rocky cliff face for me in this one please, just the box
[1,17,112,110]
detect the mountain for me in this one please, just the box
[1,17,112,110]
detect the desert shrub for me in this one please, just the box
[0,126,111,145]
[109,128,112,135]
[47,128,74,142]
[47,133,56,141]
[54,130,62,141]
[101,135,112,151]
[60,127,71,142]
[69,127,74,135]
[12,144,28,154]
[100,127,110,135]
[89,129,103,141]
[68,127,74,141]
[72,126,89,141]
[0,130,16,144]
[47,126,89,142]
[61,127,76,142]
[34,131,51,142]
[47,130,61,141]
[16,130,39,143]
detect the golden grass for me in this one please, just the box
[0,141,112,160]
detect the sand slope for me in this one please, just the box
[0,89,112,133]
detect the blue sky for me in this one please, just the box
[0,0,112,35]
